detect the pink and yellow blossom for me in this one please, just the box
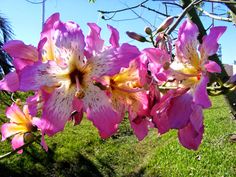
[6,13,141,138]
[170,20,226,108]
[1,103,46,153]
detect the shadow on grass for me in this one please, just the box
[0,143,106,177]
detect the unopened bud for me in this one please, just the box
[126,31,147,42]
[15,99,22,106]
[156,16,175,33]
[24,133,34,143]
[145,27,152,35]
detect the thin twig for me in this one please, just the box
[98,0,148,14]
[166,0,202,35]
[162,2,183,9]
[197,6,232,22]
[0,135,41,160]
[203,0,236,4]
[141,4,171,17]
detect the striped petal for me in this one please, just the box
[83,84,121,138]
[91,43,140,77]
[53,20,86,67]
[175,20,200,67]
[19,61,63,91]
[36,83,76,136]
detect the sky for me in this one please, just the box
[1,0,236,64]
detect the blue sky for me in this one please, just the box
[1,0,235,64]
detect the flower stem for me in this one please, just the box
[0,135,41,160]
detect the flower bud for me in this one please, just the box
[126,31,147,42]
[15,99,22,106]
[156,16,175,33]
[144,27,152,35]
[24,133,35,143]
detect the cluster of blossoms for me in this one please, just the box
[0,13,226,153]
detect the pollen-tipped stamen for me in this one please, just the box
[75,75,85,99]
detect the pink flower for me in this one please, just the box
[171,20,226,108]
[151,89,204,150]
[0,41,39,92]
[0,13,60,92]
[142,48,171,83]
[12,13,140,138]
[1,103,47,153]
[102,58,151,140]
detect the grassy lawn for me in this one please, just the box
[0,95,235,177]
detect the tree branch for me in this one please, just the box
[203,0,236,4]
[166,0,202,35]
[225,0,236,15]
[196,6,232,22]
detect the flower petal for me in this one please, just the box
[91,43,140,77]
[175,20,200,67]
[11,133,24,154]
[204,60,221,73]
[53,20,86,67]
[193,75,211,108]
[26,92,40,116]
[40,13,60,62]
[41,13,60,39]
[0,71,19,92]
[36,84,76,136]
[178,121,204,150]
[40,133,48,152]
[168,93,193,129]
[83,84,121,138]
[1,123,28,141]
[3,40,38,63]
[107,25,119,47]
[71,98,84,125]
[130,115,150,141]
[86,23,104,54]
[19,61,63,91]
[143,48,170,82]
[152,114,170,134]
[190,104,203,132]
[6,103,29,124]
[200,26,226,57]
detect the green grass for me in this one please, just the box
[0,95,235,177]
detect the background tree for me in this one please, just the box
[0,14,14,78]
